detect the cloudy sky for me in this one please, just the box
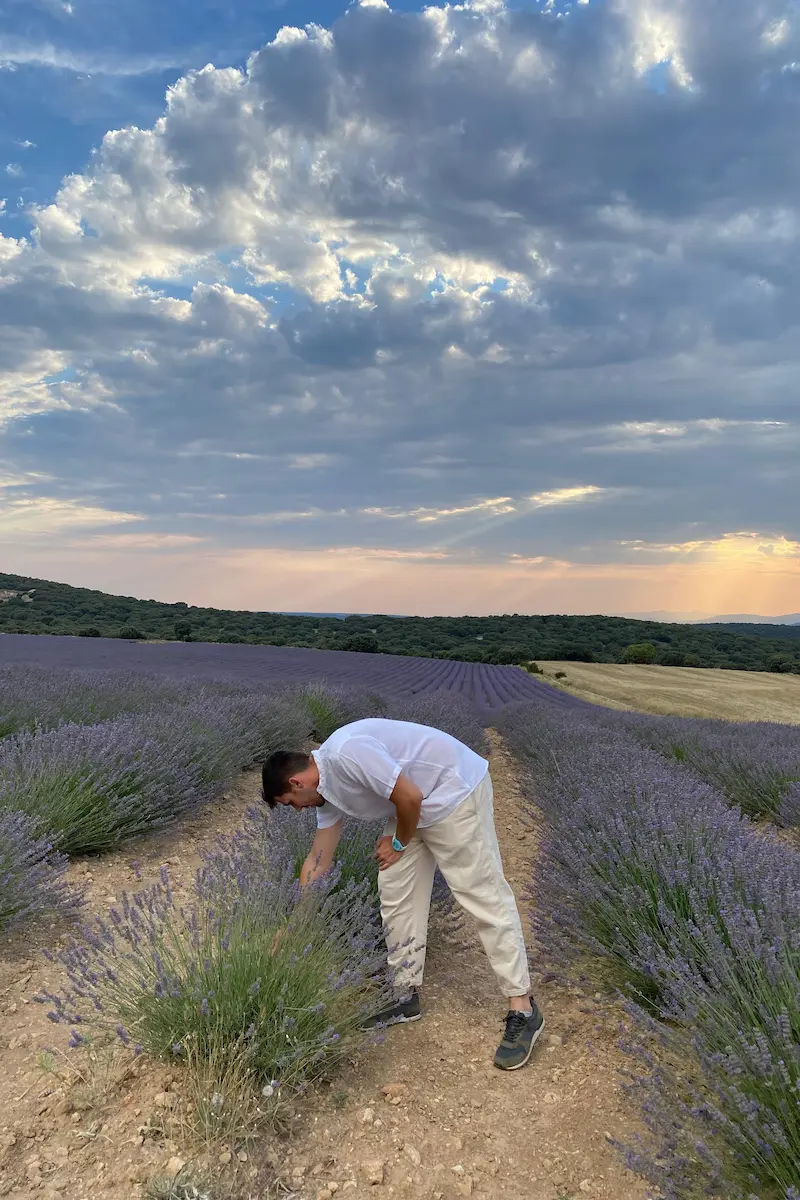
[1,0,799,618]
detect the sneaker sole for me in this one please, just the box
[361,1011,423,1031]
[494,1015,545,1071]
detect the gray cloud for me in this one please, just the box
[1,0,799,576]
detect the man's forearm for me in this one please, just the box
[394,795,422,846]
[299,851,331,888]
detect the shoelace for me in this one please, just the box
[502,1011,530,1044]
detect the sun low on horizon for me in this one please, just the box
[1,0,799,620]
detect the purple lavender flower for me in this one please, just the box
[0,810,82,932]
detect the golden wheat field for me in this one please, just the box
[537,661,800,723]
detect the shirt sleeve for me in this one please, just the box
[338,735,402,799]
[316,801,344,829]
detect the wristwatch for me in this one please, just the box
[391,835,407,853]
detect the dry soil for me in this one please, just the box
[538,661,800,723]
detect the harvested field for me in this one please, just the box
[537,661,800,723]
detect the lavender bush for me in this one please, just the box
[0,810,81,931]
[297,681,388,742]
[616,711,800,825]
[0,716,201,855]
[0,665,193,738]
[621,877,800,1199]
[387,689,488,755]
[263,801,456,928]
[39,808,394,1099]
[498,700,800,1198]
[0,690,310,856]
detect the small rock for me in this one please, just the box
[404,1144,421,1167]
[237,1150,248,1162]
[579,1181,592,1194]
[547,1033,564,1047]
[360,1160,385,1185]
[316,1190,332,1200]
[544,1092,559,1104]
[451,1165,465,1176]
[456,1181,473,1197]
[358,1108,375,1125]
[153,1092,170,1109]
[381,1083,407,1100]
[328,1184,340,1194]
[165,1156,186,1176]
[218,1151,232,1165]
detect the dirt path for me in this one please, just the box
[281,733,649,1200]
[0,736,650,1200]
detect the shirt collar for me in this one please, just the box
[311,748,329,801]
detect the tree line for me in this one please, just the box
[1,571,799,673]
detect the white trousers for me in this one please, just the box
[377,771,531,999]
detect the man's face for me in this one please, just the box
[275,765,325,810]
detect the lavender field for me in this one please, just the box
[0,631,582,716]
[0,635,798,1199]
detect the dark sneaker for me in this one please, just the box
[493,1000,545,1070]
[361,990,422,1030]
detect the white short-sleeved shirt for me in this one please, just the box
[312,718,488,830]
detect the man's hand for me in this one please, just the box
[374,835,406,872]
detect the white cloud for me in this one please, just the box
[67,532,205,549]
[529,486,605,508]
[0,38,187,76]
[0,497,141,537]
[363,497,516,522]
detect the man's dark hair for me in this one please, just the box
[260,750,312,808]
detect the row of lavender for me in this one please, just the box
[615,709,800,828]
[497,700,800,1200]
[0,665,484,932]
[0,632,576,715]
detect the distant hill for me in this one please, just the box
[701,613,800,625]
[1,570,799,673]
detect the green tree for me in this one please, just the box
[118,626,146,640]
[174,620,193,641]
[556,644,595,662]
[623,642,657,664]
[78,627,102,638]
[767,655,794,673]
[491,645,532,665]
[344,634,380,653]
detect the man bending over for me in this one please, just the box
[260,717,544,1071]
